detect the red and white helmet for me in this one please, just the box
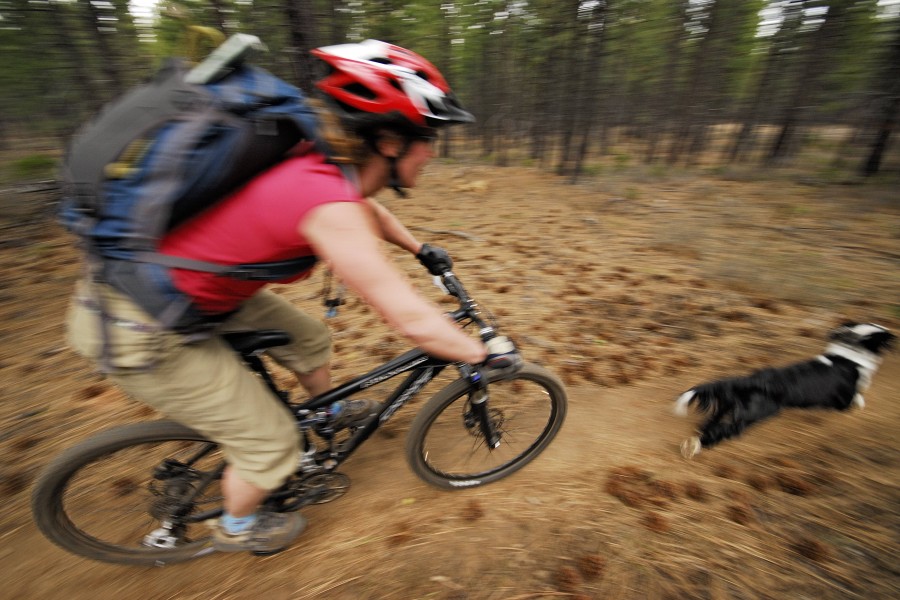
[312,40,474,134]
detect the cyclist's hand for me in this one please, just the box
[416,243,453,276]
[481,335,523,375]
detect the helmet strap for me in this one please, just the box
[388,156,408,198]
[380,135,414,198]
[367,130,416,198]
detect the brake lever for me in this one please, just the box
[432,275,450,295]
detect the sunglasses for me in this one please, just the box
[413,132,439,144]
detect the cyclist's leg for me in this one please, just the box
[108,337,302,493]
[221,290,377,425]
[67,282,302,504]
[220,289,333,396]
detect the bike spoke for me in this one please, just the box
[418,377,557,481]
[58,439,223,551]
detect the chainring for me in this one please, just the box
[273,472,351,511]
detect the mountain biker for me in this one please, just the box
[66,40,515,554]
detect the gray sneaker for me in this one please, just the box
[328,399,379,429]
[211,511,307,554]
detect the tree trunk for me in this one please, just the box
[0,111,9,151]
[570,2,609,183]
[328,0,348,44]
[80,0,125,97]
[436,10,454,159]
[860,100,898,177]
[283,0,319,91]
[727,49,779,163]
[48,3,106,117]
[645,1,689,164]
[668,0,726,165]
[859,17,900,176]
[726,2,805,163]
[556,1,587,177]
[768,0,851,165]
[208,0,229,33]
[684,3,728,166]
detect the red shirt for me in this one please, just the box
[159,153,361,313]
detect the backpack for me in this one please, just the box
[61,34,333,333]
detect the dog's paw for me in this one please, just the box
[680,436,702,460]
[673,391,695,417]
[853,394,865,409]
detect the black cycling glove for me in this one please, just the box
[416,243,453,276]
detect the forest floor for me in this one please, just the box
[1,160,898,599]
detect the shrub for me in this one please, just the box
[9,154,57,180]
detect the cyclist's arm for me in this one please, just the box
[301,201,486,364]
[365,198,423,254]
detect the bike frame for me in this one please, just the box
[287,347,454,461]
[172,282,488,523]
[171,341,463,525]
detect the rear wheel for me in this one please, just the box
[31,421,224,566]
[406,363,567,489]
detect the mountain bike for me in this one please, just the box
[31,269,568,566]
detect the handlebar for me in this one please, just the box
[436,270,466,301]
[434,270,496,342]
[432,267,523,379]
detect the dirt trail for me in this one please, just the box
[5,368,899,599]
[1,162,898,598]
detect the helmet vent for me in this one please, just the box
[344,83,377,100]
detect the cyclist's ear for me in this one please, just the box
[373,130,404,159]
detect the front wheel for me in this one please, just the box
[31,420,224,566]
[406,362,567,489]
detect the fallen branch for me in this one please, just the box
[410,226,484,242]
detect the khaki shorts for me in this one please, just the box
[66,281,331,490]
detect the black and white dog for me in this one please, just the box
[674,323,894,459]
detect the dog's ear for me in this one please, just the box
[860,330,896,354]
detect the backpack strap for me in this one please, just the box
[133,252,318,281]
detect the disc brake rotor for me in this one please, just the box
[464,407,504,439]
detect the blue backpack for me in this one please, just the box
[62,35,331,333]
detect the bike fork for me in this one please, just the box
[468,370,501,449]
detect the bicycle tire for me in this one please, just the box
[31,420,223,566]
[405,362,567,489]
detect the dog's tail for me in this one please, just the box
[673,384,723,416]
[673,390,696,416]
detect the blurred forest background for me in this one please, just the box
[1,0,899,184]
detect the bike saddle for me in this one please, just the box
[222,330,292,355]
